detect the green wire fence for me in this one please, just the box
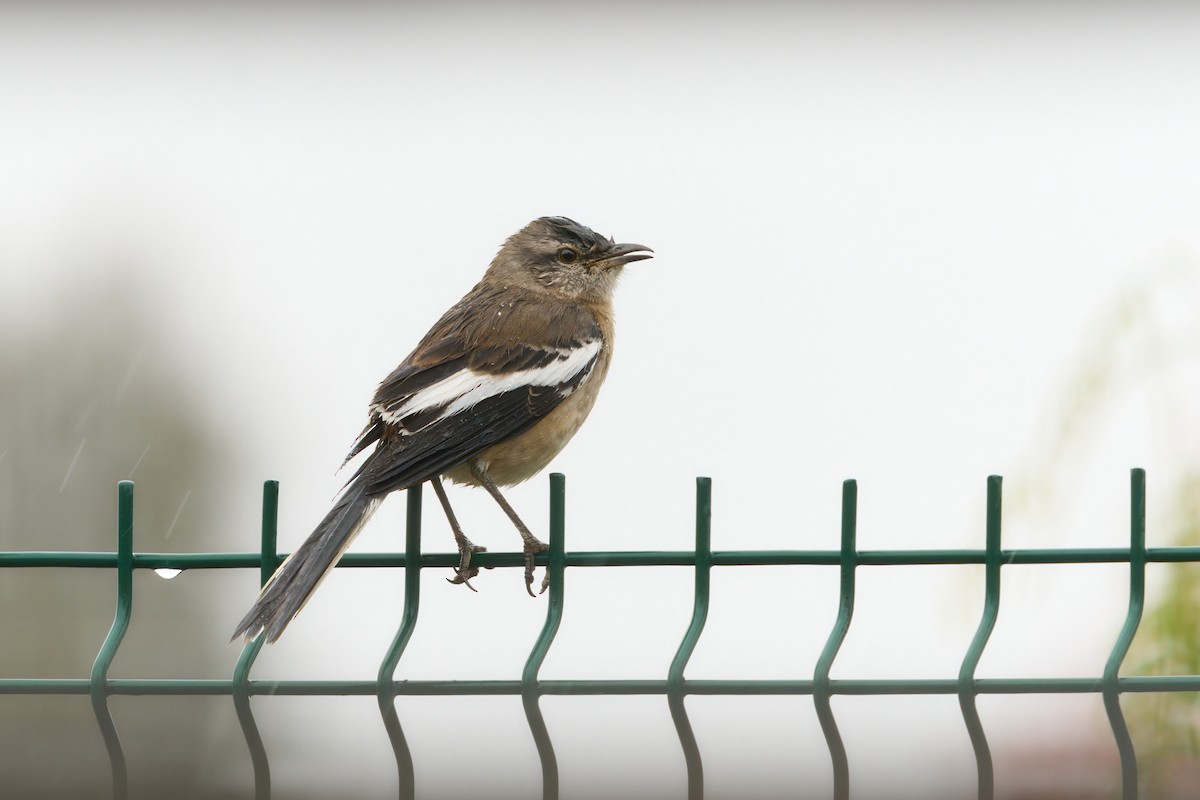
[0,469,1195,799]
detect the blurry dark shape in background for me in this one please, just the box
[0,266,246,799]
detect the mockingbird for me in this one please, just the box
[233,216,652,643]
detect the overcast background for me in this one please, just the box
[3,2,1200,798]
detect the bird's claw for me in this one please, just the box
[446,569,480,591]
[448,541,487,592]
[523,539,550,597]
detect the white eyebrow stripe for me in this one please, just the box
[376,339,602,425]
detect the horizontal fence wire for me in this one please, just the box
[1,468,1196,800]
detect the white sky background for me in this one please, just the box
[3,2,1200,798]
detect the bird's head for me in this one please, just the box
[486,216,653,302]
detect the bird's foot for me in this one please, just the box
[523,537,550,597]
[447,540,488,592]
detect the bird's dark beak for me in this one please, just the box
[599,242,654,268]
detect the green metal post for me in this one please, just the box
[958,475,1002,800]
[522,473,566,800]
[1104,468,1146,799]
[233,480,279,800]
[378,484,424,800]
[90,480,134,800]
[668,477,713,800]
[814,479,856,800]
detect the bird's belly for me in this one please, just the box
[443,374,604,487]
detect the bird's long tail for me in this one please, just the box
[232,479,382,643]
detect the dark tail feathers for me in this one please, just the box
[231,480,380,643]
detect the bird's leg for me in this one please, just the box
[431,476,486,591]
[469,461,549,597]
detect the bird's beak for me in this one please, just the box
[599,242,654,268]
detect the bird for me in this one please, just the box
[232,216,652,643]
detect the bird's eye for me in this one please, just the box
[557,247,578,264]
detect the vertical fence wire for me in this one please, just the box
[90,480,134,800]
[667,476,713,800]
[957,475,1002,800]
[813,479,857,800]
[232,479,280,800]
[1104,468,1147,799]
[522,473,567,800]
[377,484,424,800]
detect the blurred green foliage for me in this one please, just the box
[1010,253,1200,796]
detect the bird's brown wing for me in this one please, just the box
[342,285,602,494]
